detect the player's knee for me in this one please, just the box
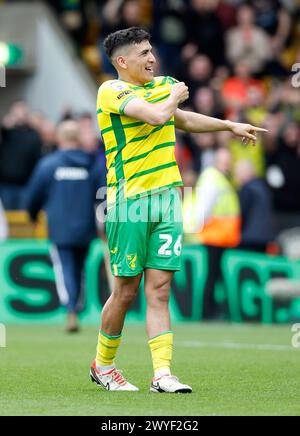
[114,285,139,307]
[120,289,138,307]
[113,275,141,307]
[147,281,171,305]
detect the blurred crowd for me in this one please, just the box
[48,0,300,231]
[0,100,106,210]
[1,0,300,250]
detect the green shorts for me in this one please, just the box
[106,188,183,276]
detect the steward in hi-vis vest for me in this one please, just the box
[184,148,241,248]
[196,167,241,247]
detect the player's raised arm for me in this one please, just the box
[124,82,189,126]
[175,108,268,145]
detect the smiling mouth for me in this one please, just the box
[145,67,153,72]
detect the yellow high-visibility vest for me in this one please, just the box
[183,167,241,248]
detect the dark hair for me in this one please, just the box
[103,27,150,59]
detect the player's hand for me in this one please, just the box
[228,122,268,146]
[171,82,189,105]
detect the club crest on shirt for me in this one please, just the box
[126,254,137,270]
[110,81,128,92]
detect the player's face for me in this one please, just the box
[125,41,156,84]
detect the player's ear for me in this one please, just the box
[115,55,128,70]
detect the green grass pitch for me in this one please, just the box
[0,323,300,416]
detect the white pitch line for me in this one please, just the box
[180,341,300,352]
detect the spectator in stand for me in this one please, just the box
[250,0,292,76]
[0,198,8,241]
[229,132,266,187]
[272,79,300,124]
[97,0,125,76]
[180,55,214,100]
[183,0,225,66]
[225,4,271,74]
[236,159,274,252]
[0,101,42,210]
[119,0,145,29]
[98,0,147,76]
[151,0,188,74]
[183,132,217,174]
[244,79,269,127]
[50,0,88,47]
[266,121,300,214]
[262,112,286,154]
[193,147,241,250]
[28,112,57,156]
[78,112,99,153]
[216,0,238,31]
[252,0,292,44]
[77,111,107,174]
[179,86,224,173]
[40,120,57,156]
[192,133,217,173]
[193,87,224,119]
[28,111,45,132]
[38,119,57,156]
[222,60,266,119]
[25,120,104,333]
[223,64,267,185]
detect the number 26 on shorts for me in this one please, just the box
[158,234,182,256]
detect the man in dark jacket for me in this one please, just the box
[25,120,104,332]
[236,160,274,252]
[0,100,42,209]
[0,100,42,210]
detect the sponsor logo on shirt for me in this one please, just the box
[109,81,128,92]
[117,90,133,100]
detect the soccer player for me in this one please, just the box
[90,27,267,393]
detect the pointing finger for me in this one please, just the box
[251,127,268,132]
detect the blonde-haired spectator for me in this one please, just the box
[226,4,271,73]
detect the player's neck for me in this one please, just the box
[117,73,147,87]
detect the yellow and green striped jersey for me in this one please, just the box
[96,76,183,207]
